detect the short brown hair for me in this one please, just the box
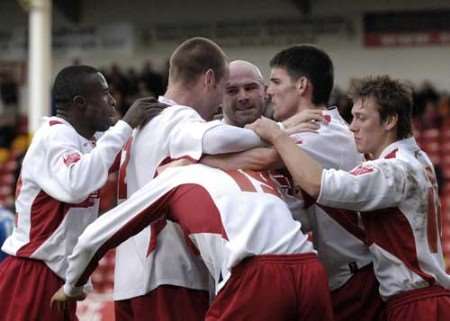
[169,37,227,86]
[350,75,413,140]
[270,45,334,106]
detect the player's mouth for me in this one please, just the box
[236,106,257,115]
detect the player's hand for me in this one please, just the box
[156,158,194,175]
[122,97,169,128]
[281,110,323,135]
[246,116,286,144]
[50,287,86,312]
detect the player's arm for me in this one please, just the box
[201,109,323,156]
[249,117,409,211]
[316,159,409,211]
[37,120,132,204]
[201,115,322,171]
[201,147,282,171]
[201,124,266,154]
[51,170,178,304]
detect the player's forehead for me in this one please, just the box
[227,63,263,87]
[351,96,379,116]
[226,76,262,89]
[269,67,291,81]
[96,72,108,88]
[89,72,109,90]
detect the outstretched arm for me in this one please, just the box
[50,168,183,307]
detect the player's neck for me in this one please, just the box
[56,111,95,139]
[296,101,326,115]
[164,85,199,109]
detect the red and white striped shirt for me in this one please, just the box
[64,164,315,297]
[2,117,131,279]
[318,137,450,299]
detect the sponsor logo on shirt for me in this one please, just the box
[63,152,81,166]
[350,165,375,176]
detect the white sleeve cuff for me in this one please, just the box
[316,169,331,206]
[111,120,133,138]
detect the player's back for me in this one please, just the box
[162,164,315,292]
[113,99,218,300]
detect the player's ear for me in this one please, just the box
[204,69,216,89]
[72,95,87,110]
[383,114,398,132]
[295,76,308,95]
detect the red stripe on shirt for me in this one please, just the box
[168,184,229,240]
[75,189,175,287]
[362,207,435,285]
[318,205,367,243]
[16,190,70,256]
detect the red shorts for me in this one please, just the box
[206,253,334,321]
[386,285,450,321]
[0,256,78,321]
[114,284,209,321]
[331,264,385,321]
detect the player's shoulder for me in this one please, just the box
[40,117,77,138]
[27,118,76,151]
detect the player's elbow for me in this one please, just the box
[304,183,321,199]
[293,174,321,200]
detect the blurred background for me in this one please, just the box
[1,0,450,320]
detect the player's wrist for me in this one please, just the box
[63,283,85,298]
[271,130,289,146]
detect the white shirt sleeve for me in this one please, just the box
[167,108,264,159]
[317,159,410,211]
[36,120,132,204]
[201,124,265,155]
[63,167,177,296]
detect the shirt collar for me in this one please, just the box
[158,96,177,106]
[378,137,419,159]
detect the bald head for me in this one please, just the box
[223,60,266,127]
[228,60,264,85]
